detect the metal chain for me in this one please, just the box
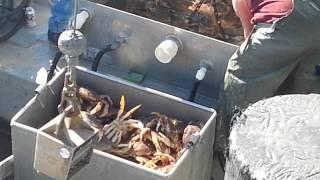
[67,0,79,88]
[58,0,81,116]
[73,0,79,35]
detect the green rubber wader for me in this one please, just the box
[216,0,320,151]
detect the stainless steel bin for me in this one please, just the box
[11,67,216,180]
[0,120,11,162]
[0,120,13,180]
[0,155,14,180]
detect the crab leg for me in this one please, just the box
[98,99,110,118]
[78,87,99,101]
[104,124,117,137]
[100,95,113,106]
[89,101,104,115]
[151,131,162,153]
[119,104,142,121]
[112,131,121,144]
[96,95,113,118]
[125,119,144,130]
[157,132,173,148]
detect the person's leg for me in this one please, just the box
[215,27,297,152]
[216,14,314,151]
[215,0,320,168]
[222,0,320,122]
[222,26,305,122]
[283,0,320,94]
[216,0,320,151]
[283,49,320,94]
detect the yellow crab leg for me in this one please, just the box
[115,96,125,120]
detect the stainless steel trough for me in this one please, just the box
[0,121,11,162]
[0,155,14,180]
[11,67,216,180]
[0,120,13,180]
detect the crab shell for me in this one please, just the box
[146,112,183,146]
[182,125,201,145]
[78,87,99,102]
[151,152,176,166]
[132,141,154,157]
[78,87,113,119]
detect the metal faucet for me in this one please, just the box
[188,59,213,102]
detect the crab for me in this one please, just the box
[99,128,176,167]
[78,87,113,119]
[145,112,184,150]
[139,128,174,154]
[132,131,176,168]
[100,133,155,164]
[124,133,155,157]
[143,152,176,170]
[182,124,201,146]
[99,96,144,145]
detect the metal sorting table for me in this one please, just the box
[11,67,216,180]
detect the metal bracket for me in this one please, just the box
[34,115,99,180]
[34,84,48,108]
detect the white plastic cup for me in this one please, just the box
[155,39,179,64]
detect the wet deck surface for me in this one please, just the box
[0,2,55,121]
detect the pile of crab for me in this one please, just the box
[77,87,202,173]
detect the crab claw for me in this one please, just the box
[102,122,123,144]
[99,101,143,145]
[80,111,103,129]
